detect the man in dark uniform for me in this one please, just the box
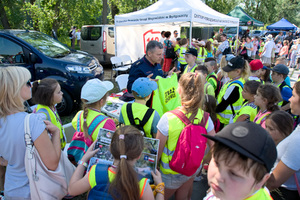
[127,40,174,93]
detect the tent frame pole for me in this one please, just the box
[189,21,192,46]
[235,21,239,55]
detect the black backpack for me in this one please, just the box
[165,41,177,59]
[68,30,73,37]
[126,103,154,137]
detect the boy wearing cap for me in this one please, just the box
[204,57,218,92]
[119,78,160,138]
[182,48,198,74]
[271,64,292,110]
[203,121,277,200]
[249,59,264,83]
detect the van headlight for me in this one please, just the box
[66,65,92,73]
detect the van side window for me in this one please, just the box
[0,37,25,64]
[81,27,102,40]
[108,27,114,38]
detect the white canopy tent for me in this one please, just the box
[114,0,239,61]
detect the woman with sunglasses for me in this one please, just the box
[0,66,61,199]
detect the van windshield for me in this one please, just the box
[17,31,70,58]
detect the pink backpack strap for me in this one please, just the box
[169,110,209,126]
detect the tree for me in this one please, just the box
[0,0,10,29]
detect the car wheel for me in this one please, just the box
[56,89,73,116]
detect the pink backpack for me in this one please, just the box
[168,110,209,176]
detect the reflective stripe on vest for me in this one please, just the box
[36,105,66,149]
[121,102,155,138]
[178,47,187,64]
[160,108,209,175]
[217,78,244,125]
[197,47,207,63]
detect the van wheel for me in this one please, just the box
[56,90,73,116]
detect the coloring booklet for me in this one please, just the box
[87,127,159,182]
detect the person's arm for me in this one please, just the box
[216,86,240,113]
[280,102,290,111]
[235,114,250,122]
[142,169,164,200]
[156,130,168,166]
[68,141,99,196]
[35,121,61,171]
[266,161,296,191]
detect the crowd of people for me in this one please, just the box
[0,28,300,200]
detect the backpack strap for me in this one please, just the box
[140,108,155,128]
[169,110,209,126]
[228,80,244,115]
[88,114,108,137]
[76,111,83,132]
[94,163,110,185]
[126,103,136,126]
[279,81,291,91]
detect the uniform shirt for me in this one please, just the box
[127,56,164,93]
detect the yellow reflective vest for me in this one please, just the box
[183,63,197,74]
[217,78,244,126]
[197,47,207,63]
[36,104,66,149]
[120,102,156,138]
[152,73,181,117]
[72,109,113,142]
[160,108,209,175]
[178,47,187,65]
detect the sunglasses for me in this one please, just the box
[26,80,32,87]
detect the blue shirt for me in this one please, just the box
[127,56,164,93]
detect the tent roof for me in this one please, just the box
[227,6,264,27]
[267,18,297,30]
[115,0,239,27]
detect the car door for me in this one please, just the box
[0,35,35,75]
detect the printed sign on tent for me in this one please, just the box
[143,29,161,54]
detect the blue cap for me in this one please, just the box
[132,78,157,98]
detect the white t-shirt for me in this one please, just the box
[75,32,81,40]
[275,43,282,53]
[274,124,300,190]
[262,40,275,58]
[157,111,214,136]
[159,37,165,44]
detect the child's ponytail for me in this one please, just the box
[110,126,144,200]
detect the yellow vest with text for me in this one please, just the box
[72,109,112,142]
[36,104,66,149]
[197,47,207,63]
[121,103,156,138]
[160,108,209,175]
[178,47,187,65]
[217,78,245,125]
[152,73,181,117]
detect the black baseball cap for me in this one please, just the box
[183,48,198,57]
[222,56,245,72]
[271,64,289,75]
[202,121,277,172]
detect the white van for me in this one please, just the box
[81,25,115,64]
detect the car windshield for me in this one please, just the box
[16,31,70,58]
[224,27,238,34]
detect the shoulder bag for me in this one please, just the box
[24,114,75,200]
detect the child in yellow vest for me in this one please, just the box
[195,65,215,97]
[249,59,264,83]
[68,126,164,199]
[119,77,160,138]
[230,80,261,124]
[216,56,250,128]
[253,84,281,128]
[203,121,277,200]
[32,78,66,149]
[182,48,198,74]
[72,79,116,142]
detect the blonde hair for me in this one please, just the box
[179,72,205,121]
[241,60,250,80]
[0,66,31,118]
